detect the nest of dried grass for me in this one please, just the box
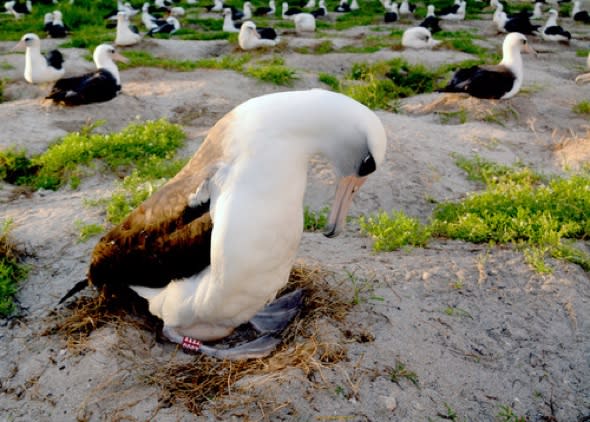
[403,93,521,124]
[47,263,353,414]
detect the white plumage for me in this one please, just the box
[128,89,387,355]
[402,27,440,49]
[13,33,65,84]
[115,11,142,46]
[294,12,316,32]
[238,21,279,49]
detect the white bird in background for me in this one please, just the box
[294,12,316,32]
[60,89,387,360]
[115,11,142,46]
[531,1,544,20]
[242,1,253,19]
[541,9,571,42]
[238,20,280,50]
[12,33,65,84]
[46,44,128,106]
[402,26,440,49]
[222,8,240,32]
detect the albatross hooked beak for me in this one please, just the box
[324,174,367,238]
[112,51,130,63]
[523,41,537,58]
[11,40,26,51]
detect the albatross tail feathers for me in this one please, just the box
[58,278,91,304]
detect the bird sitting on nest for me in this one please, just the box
[402,27,440,49]
[13,33,65,84]
[59,89,387,360]
[238,20,280,49]
[572,0,590,23]
[45,10,69,38]
[540,9,571,43]
[420,5,442,33]
[439,32,535,99]
[46,44,128,106]
[115,11,142,46]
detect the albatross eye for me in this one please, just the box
[358,153,376,177]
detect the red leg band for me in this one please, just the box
[182,337,202,353]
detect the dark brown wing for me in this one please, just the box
[440,65,515,99]
[88,115,232,293]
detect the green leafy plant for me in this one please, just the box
[573,100,590,115]
[359,210,431,252]
[496,404,526,422]
[0,119,185,190]
[432,156,590,271]
[304,206,329,231]
[74,221,104,242]
[389,361,419,386]
[246,57,297,85]
[318,72,341,91]
[0,220,28,317]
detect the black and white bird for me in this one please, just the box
[335,0,350,12]
[238,20,280,49]
[541,9,571,42]
[495,6,541,34]
[439,0,465,20]
[45,10,69,38]
[384,2,398,23]
[572,0,590,23]
[13,33,65,84]
[531,1,544,20]
[4,0,31,18]
[141,2,165,31]
[294,12,316,32]
[254,0,276,15]
[399,0,415,17]
[311,0,327,17]
[402,26,440,49]
[420,5,442,33]
[439,32,535,99]
[115,11,142,46]
[282,1,302,17]
[59,89,387,360]
[147,16,181,36]
[46,44,128,105]
[222,7,241,32]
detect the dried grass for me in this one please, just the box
[46,264,353,415]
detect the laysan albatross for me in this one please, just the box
[46,44,128,105]
[13,33,65,84]
[439,32,535,99]
[60,89,387,360]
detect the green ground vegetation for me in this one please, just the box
[0,220,28,317]
[360,156,590,272]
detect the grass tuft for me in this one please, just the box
[0,220,28,317]
[573,100,590,115]
[359,210,431,252]
[0,119,185,190]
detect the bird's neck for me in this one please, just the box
[546,14,557,26]
[98,60,121,85]
[25,47,45,69]
[500,49,522,80]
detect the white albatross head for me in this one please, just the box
[13,32,42,51]
[224,89,387,238]
[93,44,128,85]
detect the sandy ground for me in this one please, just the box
[0,10,589,422]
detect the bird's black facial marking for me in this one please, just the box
[358,152,376,177]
